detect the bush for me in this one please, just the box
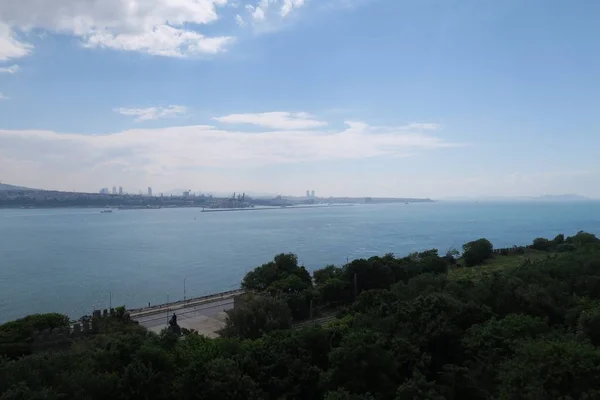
[0,313,70,358]
[569,231,600,247]
[462,239,494,267]
[531,237,552,251]
[552,234,565,246]
[556,243,576,253]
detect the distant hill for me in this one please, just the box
[443,194,591,202]
[0,183,35,191]
[535,194,590,201]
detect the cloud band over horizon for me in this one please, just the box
[0,115,461,192]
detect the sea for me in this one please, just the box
[1,201,599,323]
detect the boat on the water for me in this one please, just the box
[101,209,113,213]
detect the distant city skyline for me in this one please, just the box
[1,1,599,197]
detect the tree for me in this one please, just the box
[242,253,313,295]
[531,237,552,251]
[395,370,445,400]
[551,233,565,246]
[577,307,600,346]
[462,239,493,267]
[325,330,398,398]
[0,313,70,358]
[324,389,375,400]
[219,294,292,339]
[567,231,600,247]
[497,339,600,399]
[313,265,343,286]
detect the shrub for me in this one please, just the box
[462,239,494,267]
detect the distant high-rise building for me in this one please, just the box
[311,190,315,198]
[112,186,117,195]
[118,186,123,195]
[147,187,153,197]
[99,188,109,194]
[306,190,310,198]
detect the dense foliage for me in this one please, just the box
[3,231,600,399]
[462,238,494,267]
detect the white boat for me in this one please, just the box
[101,209,113,213]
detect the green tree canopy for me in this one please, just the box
[462,238,493,267]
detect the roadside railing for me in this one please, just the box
[128,289,244,316]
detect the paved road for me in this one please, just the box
[135,298,234,332]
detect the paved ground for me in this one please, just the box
[135,298,234,338]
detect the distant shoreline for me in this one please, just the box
[0,202,432,211]
[200,204,355,213]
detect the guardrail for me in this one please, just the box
[128,289,244,316]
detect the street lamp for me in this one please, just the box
[166,293,169,325]
[109,291,112,310]
[184,278,187,301]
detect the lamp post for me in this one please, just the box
[166,293,169,325]
[184,278,187,302]
[109,291,112,310]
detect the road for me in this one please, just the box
[134,298,234,336]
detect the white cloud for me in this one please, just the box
[252,6,266,21]
[401,122,441,131]
[0,93,8,100]
[0,118,461,191]
[214,112,328,129]
[235,14,246,26]
[115,105,188,121]
[281,0,305,17]
[85,26,233,57]
[243,0,307,28]
[0,64,20,74]
[0,0,232,57]
[0,23,33,61]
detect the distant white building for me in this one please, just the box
[311,190,315,198]
[147,187,153,197]
[112,186,117,195]
[119,186,123,195]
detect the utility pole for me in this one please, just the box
[353,273,358,299]
[184,278,187,301]
[166,293,169,325]
[109,291,112,310]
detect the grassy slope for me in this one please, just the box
[449,249,550,281]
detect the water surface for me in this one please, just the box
[1,201,599,322]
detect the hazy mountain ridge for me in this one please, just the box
[443,194,591,201]
[0,183,35,191]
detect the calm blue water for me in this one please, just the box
[1,202,600,322]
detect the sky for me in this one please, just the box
[0,0,599,198]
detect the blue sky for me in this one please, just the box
[0,0,599,198]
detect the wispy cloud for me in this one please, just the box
[0,93,8,100]
[235,14,246,26]
[0,116,462,191]
[114,105,188,121]
[243,0,307,31]
[281,0,306,17]
[400,122,441,131]
[0,64,20,74]
[0,23,33,61]
[214,112,327,130]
